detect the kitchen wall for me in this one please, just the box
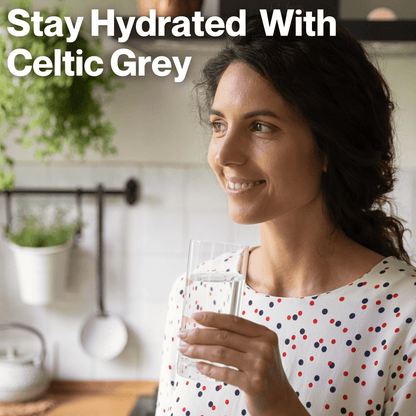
[0,0,415,381]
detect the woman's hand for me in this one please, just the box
[177,311,309,416]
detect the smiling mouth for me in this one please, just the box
[227,180,266,190]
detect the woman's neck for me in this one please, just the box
[247,204,384,298]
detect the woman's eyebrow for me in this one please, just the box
[209,109,280,120]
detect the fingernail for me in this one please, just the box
[191,312,204,321]
[178,344,188,353]
[177,330,188,340]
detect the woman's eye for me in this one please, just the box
[210,121,226,133]
[254,123,273,133]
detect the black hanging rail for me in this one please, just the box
[1,178,139,234]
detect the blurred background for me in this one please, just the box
[0,0,415,384]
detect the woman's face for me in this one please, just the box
[208,62,325,225]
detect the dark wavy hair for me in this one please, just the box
[196,13,411,264]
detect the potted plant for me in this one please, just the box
[0,0,122,191]
[6,211,80,305]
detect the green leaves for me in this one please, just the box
[6,212,79,247]
[0,0,122,191]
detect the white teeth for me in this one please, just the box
[228,181,263,190]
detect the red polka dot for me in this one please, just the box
[409,358,413,363]
[368,399,373,405]
[374,361,378,366]
[298,372,303,377]
[331,339,336,344]
[309,383,313,388]
[310,301,315,306]
[242,311,246,315]
[319,338,324,343]
[395,328,400,333]
[255,309,258,313]
[282,352,287,357]
[351,347,356,353]
[212,405,216,410]
[368,327,374,332]
[343,395,348,400]
[362,364,366,369]
[406,394,412,399]
[361,381,366,386]
[202,386,206,391]
[266,316,270,321]
[287,315,291,320]
[390,397,394,402]
[374,284,380,289]
[393,293,398,298]
[362,305,367,310]
[328,379,333,384]
[325,404,330,409]
[303,335,308,340]
[310,356,314,361]
[382,323,387,328]
[225,400,229,404]
[343,328,348,333]
[298,311,303,316]
[330,319,335,324]
[292,335,296,340]
[343,371,348,376]
[292,345,296,350]
[313,319,318,324]
[376,300,381,305]
[372,347,377,352]
[339,297,345,302]
[183,408,186,412]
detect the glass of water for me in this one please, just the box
[177,240,249,381]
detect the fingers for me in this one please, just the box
[179,327,250,353]
[179,342,249,371]
[191,311,271,338]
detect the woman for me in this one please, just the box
[156,13,415,416]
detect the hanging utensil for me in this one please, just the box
[80,184,128,360]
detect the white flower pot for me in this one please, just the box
[8,240,73,305]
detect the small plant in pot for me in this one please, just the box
[6,211,80,305]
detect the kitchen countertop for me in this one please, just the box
[46,380,159,416]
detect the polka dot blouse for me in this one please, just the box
[156,253,416,416]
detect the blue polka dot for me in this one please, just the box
[378,307,385,313]
[196,383,201,388]
[349,313,355,319]
[394,307,400,313]
[314,375,320,381]
[277,323,282,329]
[322,308,328,315]
[375,326,381,332]
[403,354,408,361]
[330,386,336,393]
[381,339,386,345]
[365,350,371,357]
[346,340,352,346]
[383,282,389,287]
[198,391,203,397]
[208,401,213,407]
[293,314,298,320]
[248,300,253,306]
[285,338,290,345]
[235,389,240,396]
[335,321,341,327]
[386,294,393,300]
[299,359,304,365]
[362,298,368,304]
[300,328,305,334]
[355,334,361,340]
[242,410,247,415]
[259,310,264,316]
[314,342,319,348]
[406,318,413,324]
[322,346,327,352]
[215,386,220,391]
[378,370,384,376]
[269,302,274,308]
[306,402,311,408]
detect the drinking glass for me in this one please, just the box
[177,240,249,381]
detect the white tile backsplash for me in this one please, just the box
[2,163,414,382]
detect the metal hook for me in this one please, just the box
[75,188,82,239]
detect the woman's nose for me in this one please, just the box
[214,128,246,167]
